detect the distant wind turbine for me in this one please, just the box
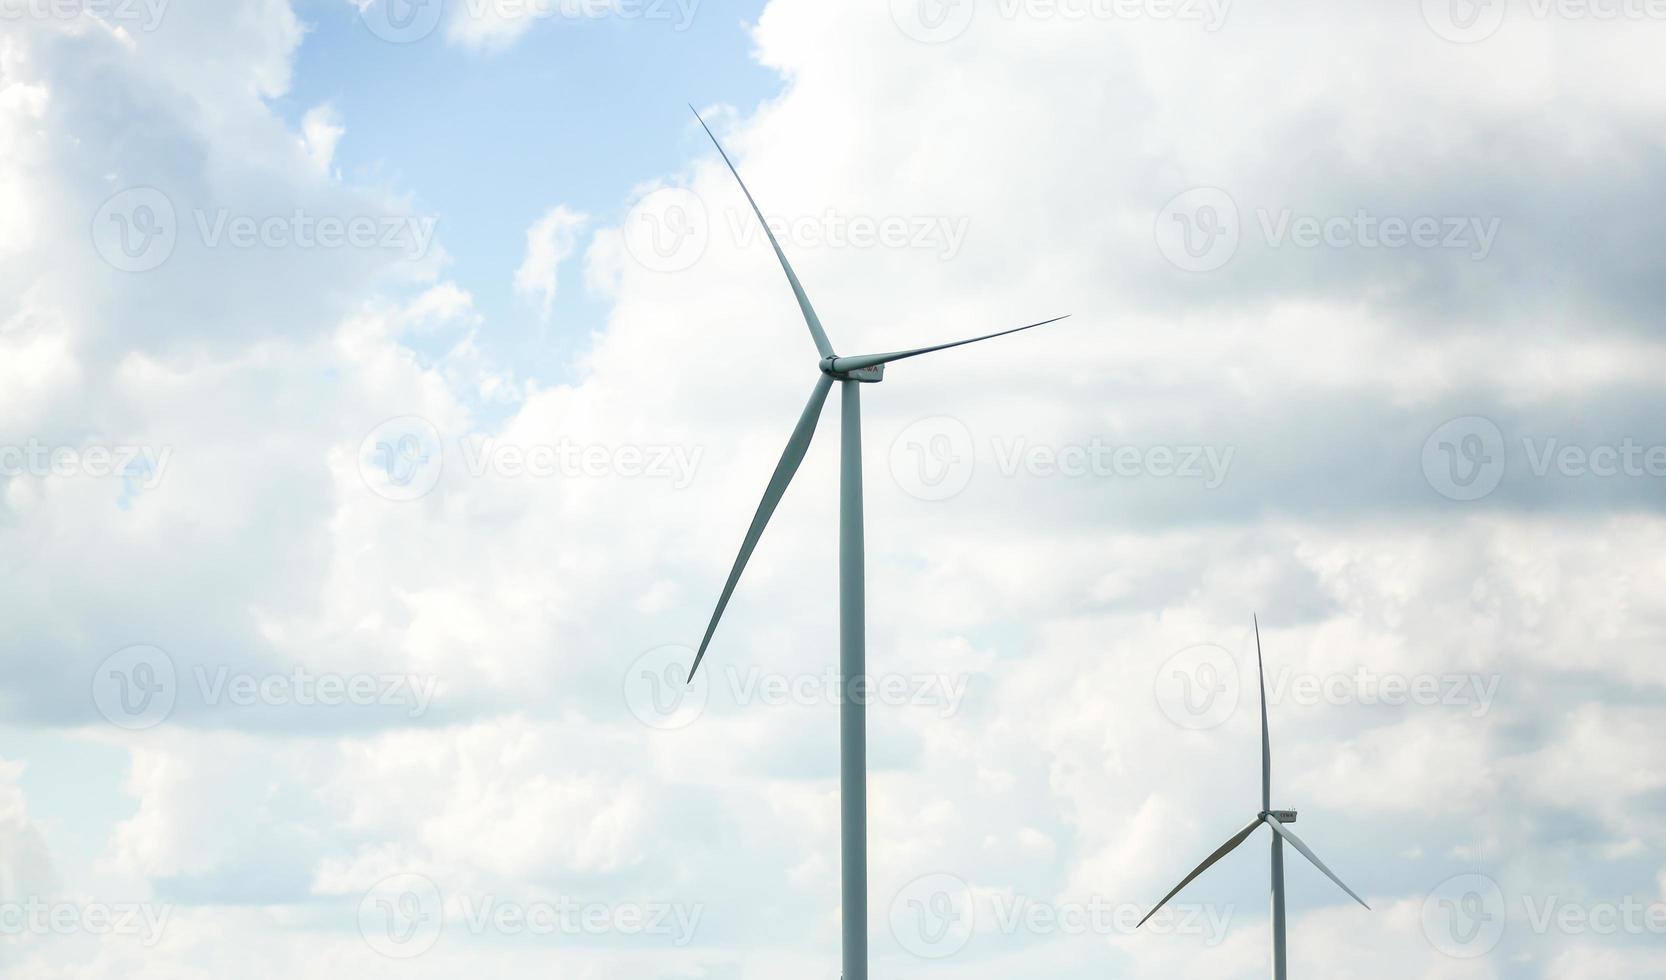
[1139,617,1370,979]
[682,105,1065,980]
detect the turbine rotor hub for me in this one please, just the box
[820,356,884,383]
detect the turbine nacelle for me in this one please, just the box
[820,356,885,383]
[1265,810,1298,824]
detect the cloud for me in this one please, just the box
[513,205,588,321]
[5,0,1666,976]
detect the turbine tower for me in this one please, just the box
[1139,617,1371,979]
[682,105,1065,980]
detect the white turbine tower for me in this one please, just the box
[681,106,1065,980]
[1139,617,1371,979]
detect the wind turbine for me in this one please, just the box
[681,105,1065,980]
[1138,617,1370,979]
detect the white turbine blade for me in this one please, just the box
[1137,818,1263,928]
[687,374,835,681]
[1256,614,1270,812]
[1263,815,1371,911]
[828,315,1068,374]
[689,105,834,359]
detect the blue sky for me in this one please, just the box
[283,0,776,379]
[3,1,1666,977]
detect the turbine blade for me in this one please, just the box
[1256,614,1270,813]
[829,315,1069,374]
[1137,818,1263,928]
[1264,815,1371,911]
[689,105,834,359]
[687,374,835,682]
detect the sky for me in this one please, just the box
[2,0,1666,977]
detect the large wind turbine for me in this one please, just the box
[1139,617,1370,979]
[681,106,1064,980]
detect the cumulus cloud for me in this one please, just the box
[4,0,1665,977]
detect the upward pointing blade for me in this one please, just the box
[1263,815,1371,911]
[828,316,1069,374]
[1256,614,1271,812]
[689,106,834,359]
[687,374,835,682]
[1137,818,1264,928]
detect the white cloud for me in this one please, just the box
[5,0,1666,977]
[298,104,344,174]
[513,205,588,321]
